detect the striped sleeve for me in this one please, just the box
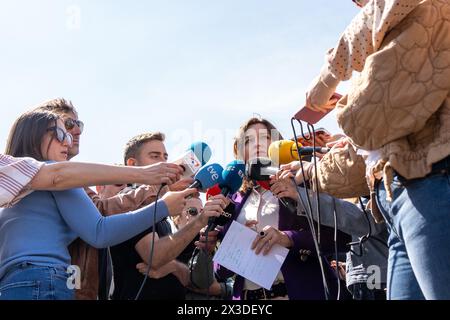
[0,154,44,207]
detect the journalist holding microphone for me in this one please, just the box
[0,110,199,300]
[0,154,182,208]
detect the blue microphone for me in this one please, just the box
[219,160,245,196]
[206,160,245,232]
[188,163,224,192]
[190,142,212,166]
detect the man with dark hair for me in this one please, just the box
[108,132,213,300]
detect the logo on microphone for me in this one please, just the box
[207,165,220,181]
[221,211,232,218]
[189,153,201,168]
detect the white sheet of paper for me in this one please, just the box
[213,220,289,290]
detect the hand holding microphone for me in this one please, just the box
[245,157,297,213]
[195,229,219,253]
[194,193,231,254]
[161,188,199,217]
[138,162,184,186]
[169,177,195,192]
[270,178,300,202]
[198,194,229,227]
[278,161,315,185]
[268,139,329,166]
[205,160,245,232]
[277,140,349,186]
[187,163,224,192]
[180,159,222,214]
[172,142,212,178]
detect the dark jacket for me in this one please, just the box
[216,189,350,300]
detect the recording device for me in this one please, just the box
[245,157,297,213]
[268,140,329,165]
[205,160,245,232]
[294,93,342,124]
[245,157,278,181]
[173,142,212,178]
[188,163,224,192]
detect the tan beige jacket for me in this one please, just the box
[313,0,450,200]
[311,141,369,199]
[337,0,450,180]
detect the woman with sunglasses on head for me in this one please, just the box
[0,110,214,300]
[35,98,84,160]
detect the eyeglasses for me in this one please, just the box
[47,126,73,147]
[64,118,84,133]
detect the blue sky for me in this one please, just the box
[0,0,359,166]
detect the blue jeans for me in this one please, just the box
[376,168,450,300]
[0,262,74,300]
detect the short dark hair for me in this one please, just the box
[5,110,59,161]
[34,98,77,116]
[123,132,165,165]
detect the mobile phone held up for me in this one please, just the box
[294,93,343,124]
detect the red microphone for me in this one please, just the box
[205,184,221,200]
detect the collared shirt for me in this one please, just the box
[236,187,284,291]
[0,154,43,208]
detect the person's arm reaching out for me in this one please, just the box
[306,0,422,111]
[52,187,197,248]
[30,162,182,191]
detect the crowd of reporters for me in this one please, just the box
[0,100,384,300]
[1,0,450,301]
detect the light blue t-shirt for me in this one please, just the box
[0,188,169,279]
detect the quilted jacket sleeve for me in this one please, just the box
[310,140,369,198]
[336,0,450,151]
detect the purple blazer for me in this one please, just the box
[216,189,350,300]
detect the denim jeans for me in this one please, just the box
[0,262,74,300]
[376,168,450,300]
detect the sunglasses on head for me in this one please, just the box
[64,118,84,133]
[47,126,73,147]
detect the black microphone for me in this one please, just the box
[245,157,297,214]
[206,203,234,233]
